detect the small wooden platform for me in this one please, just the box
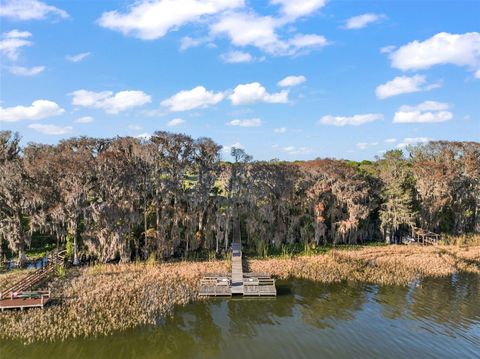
[0,290,51,311]
[199,242,276,297]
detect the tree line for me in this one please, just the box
[1,130,478,264]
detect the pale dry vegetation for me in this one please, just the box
[1,245,479,343]
[0,260,227,343]
[249,245,480,286]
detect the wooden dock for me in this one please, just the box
[0,290,51,311]
[0,249,64,311]
[199,242,276,297]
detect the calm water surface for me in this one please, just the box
[2,274,479,359]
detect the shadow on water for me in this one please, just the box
[2,274,479,359]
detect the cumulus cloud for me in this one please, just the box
[71,89,151,114]
[389,32,480,77]
[227,118,262,127]
[0,30,32,61]
[375,74,440,99]
[98,0,328,58]
[75,116,94,124]
[0,100,65,122]
[9,65,45,76]
[220,50,253,63]
[179,36,209,51]
[98,0,243,40]
[320,113,383,126]
[384,138,397,143]
[393,100,453,123]
[28,123,72,135]
[211,12,327,56]
[167,118,185,126]
[274,127,286,133]
[397,137,431,149]
[66,52,91,63]
[380,45,396,54]
[343,13,386,30]
[230,82,288,105]
[0,0,68,21]
[271,0,326,21]
[278,75,306,87]
[161,86,224,112]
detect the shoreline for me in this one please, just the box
[1,245,479,344]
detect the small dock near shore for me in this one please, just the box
[0,249,64,311]
[199,242,276,297]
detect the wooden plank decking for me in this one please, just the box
[0,290,51,311]
[199,241,276,297]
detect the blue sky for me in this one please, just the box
[0,0,479,161]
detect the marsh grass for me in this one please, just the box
[0,245,478,344]
[249,245,480,286]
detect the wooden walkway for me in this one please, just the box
[199,242,276,297]
[0,249,65,311]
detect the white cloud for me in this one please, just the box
[66,52,91,63]
[179,36,208,51]
[222,142,244,153]
[9,65,45,76]
[161,86,224,112]
[375,74,440,99]
[98,0,244,40]
[167,118,185,126]
[75,116,94,124]
[0,100,65,122]
[320,113,383,126]
[384,138,397,143]
[0,30,32,61]
[227,118,262,127]
[220,50,253,63]
[278,75,306,87]
[211,12,327,56]
[475,69,480,79]
[211,12,283,54]
[71,89,151,114]
[281,145,312,155]
[0,0,68,21]
[271,0,326,21]
[28,124,72,135]
[397,137,431,149]
[393,100,453,123]
[274,127,286,133]
[343,13,386,30]
[380,45,396,54]
[230,82,289,105]
[390,32,480,77]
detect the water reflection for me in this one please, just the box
[2,274,479,359]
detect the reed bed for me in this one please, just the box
[249,245,480,286]
[1,245,479,343]
[0,260,228,343]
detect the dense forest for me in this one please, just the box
[1,130,479,264]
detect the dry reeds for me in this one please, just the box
[0,260,228,343]
[249,245,480,286]
[0,245,478,343]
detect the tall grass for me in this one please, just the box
[0,244,478,343]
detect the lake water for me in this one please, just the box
[2,274,479,358]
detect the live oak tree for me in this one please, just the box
[0,131,478,264]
